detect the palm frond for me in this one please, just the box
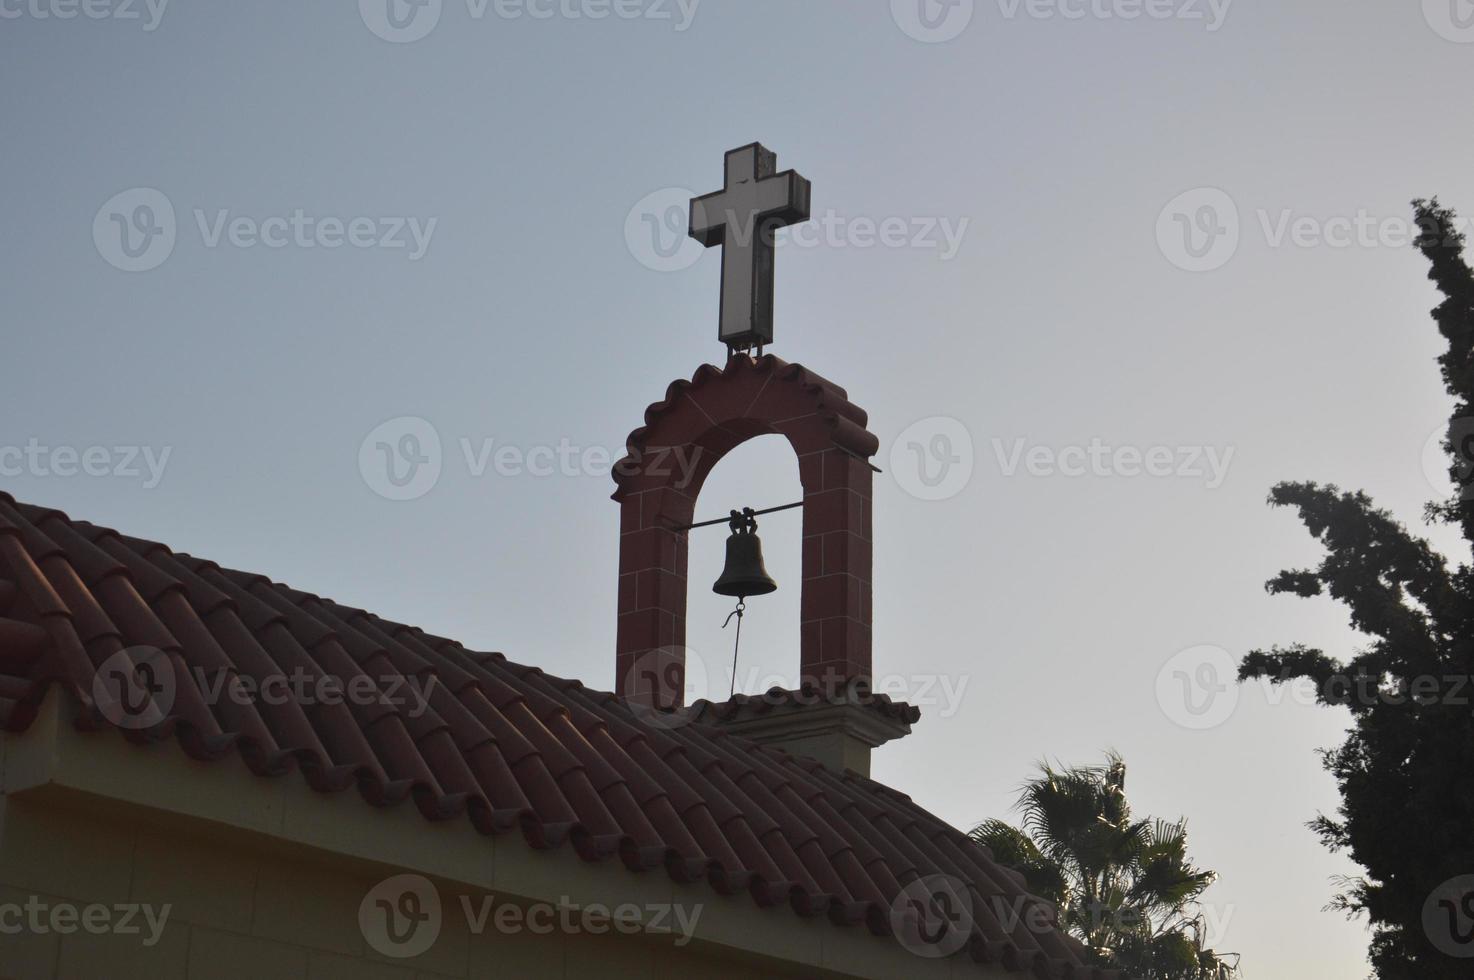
[982,753,1239,978]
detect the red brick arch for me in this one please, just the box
[612,354,878,706]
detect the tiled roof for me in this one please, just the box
[685,686,923,727]
[0,492,1121,979]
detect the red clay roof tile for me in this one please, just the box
[0,491,1126,979]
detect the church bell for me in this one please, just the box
[712,508,778,599]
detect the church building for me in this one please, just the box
[0,145,1125,979]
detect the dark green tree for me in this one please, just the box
[970,753,1238,979]
[1238,200,1474,979]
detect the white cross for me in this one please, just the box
[689,143,811,352]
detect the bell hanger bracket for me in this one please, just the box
[668,499,803,533]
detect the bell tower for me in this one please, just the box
[612,144,915,775]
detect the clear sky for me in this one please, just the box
[7,2,1474,976]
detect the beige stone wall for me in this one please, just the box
[0,792,782,980]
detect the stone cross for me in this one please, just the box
[689,143,811,352]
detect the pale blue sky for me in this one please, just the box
[8,2,1474,976]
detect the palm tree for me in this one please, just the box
[970,753,1239,980]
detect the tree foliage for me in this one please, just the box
[1238,200,1474,978]
[970,753,1238,979]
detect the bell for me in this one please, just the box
[712,508,778,599]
